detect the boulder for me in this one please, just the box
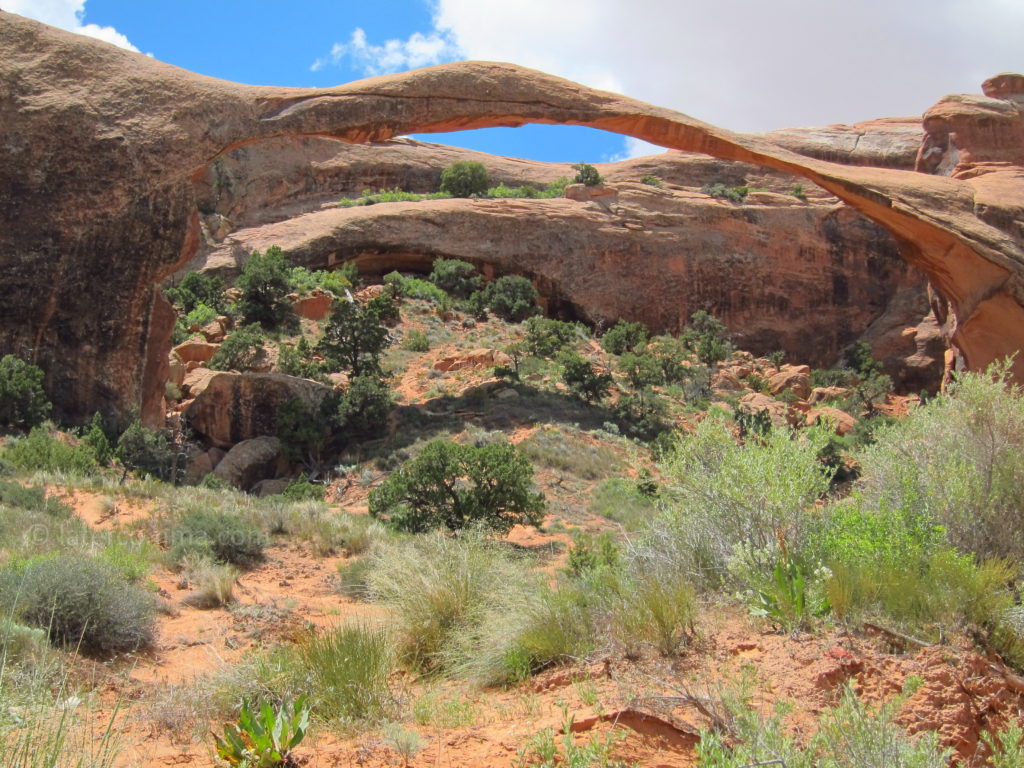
[181,367,219,399]
[185,372,332,448]
[807,407,858,436]
[738,392,790,427]
[809,386,850,404]
[213,437,284,491]
[168,356,186,389]
[768,365,811,400]
[564,183,617,202]
[712,369,744,391]
[293,291,333,320]
[200,317,229,343]
[251,478,292,497]
[173,339,219,365]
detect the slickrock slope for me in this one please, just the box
[1,11,1021,423]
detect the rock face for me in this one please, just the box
[202,182,925,370]
[184,371,331,448]
[2,13,1023,424]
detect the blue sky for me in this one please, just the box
[5,0,1023,163]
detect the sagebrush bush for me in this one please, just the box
[857,362,1024,560]
[519,429,621,480]
[588,477,657,531]
[1,555,155,656]
[2,427,98,476]
[181,555,236,609]
[0,480,71,517]
[640,415,832,590]
[169,509,265,567]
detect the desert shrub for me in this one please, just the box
[647,335,691,383]
[571,163,602,186]
[428,258,482,299]
[164,271,226,314]
[208,323,265,372]
[277,397,331,464]
[291,623,395,724]
[857,362,1024,560]
[559,353,613,404]
[281,477,325,502]
[236,246,295,329]
[482,275,540,322]
[519,428,621,480]
[983,724,1024,768]
[402,329,430,352]
[440,161,490,197]
[365,532,529,671]
[0,480,71,517]
[338,188,450,207]
[619,351,663,390]
[525,317,580,358]
[183,303,219,331]
[638,415,832,590]
[612,390,671,442]
[277,336,325,381]
[565,531,620,578]
[606,569,696,657]
[369,439,544,534]
[3,427,98,476]
[115,419,173,480]
[701,182,749,202]
[589,477,657,531]
[0,355,51,431]
[334,374,394,439]
[600,320,649,356]
[288,266,350,297]
[81,412,113,466]
[317,296,393,377]
[180,555,236,609]
[1,555,155,656]
[683,310,732,365]
[639,174,664,187]
[791,183,808,201]
[98,538,154,584]
[385,273,450,305]
[169,509,265,567]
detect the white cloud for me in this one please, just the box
[2,0,139,52]
[311,26,457,75]
[607,137,667,162]
[432,0,1024,133]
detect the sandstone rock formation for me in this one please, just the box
[184,372,331,448]
[2,12,1022,424]
[212,436,285,490]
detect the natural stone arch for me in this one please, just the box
[1,12,1021,424]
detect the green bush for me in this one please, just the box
[81,412,113,466]
[115,419,173,480]
[572,163,602,187]
[440,161,490,198]
[525,317,580,358]
[277,336,325,381]
[369,439,545,534]
[600,320,649,356]
[428,258,482,299]
[559,353,613,404]
[482,275,540,322]
[338,188,450,207]
[639,174,664,187]
[1,555,155,656]
[0,480,71,517]
[282,477,326,502]
[402,330,430,352]
[701,183,749,202]
[288,266,350,297]
[3,427,98,476]
[0,356,51,431]
[208,323,266,372]
[236,246,295,329]
[588,477,657,531]
[164,271,226,314]
[334,374,394,439]
[169,509,266,567]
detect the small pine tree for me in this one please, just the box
[601,320,649,356]
[317,297,392,378]
[0,355,51,431]
[115,420,172,480]
[208,324,266,372]
[237,246,295,329]
[560,352,613,404]
[485,276,540,323]
[164,271,226,314]
[82,412,113,466]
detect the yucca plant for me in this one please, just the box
[213,695,310,768]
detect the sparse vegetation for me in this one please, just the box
[0,355,51,431]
